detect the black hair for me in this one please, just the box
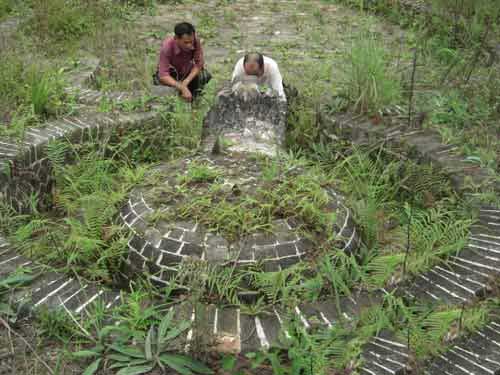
[174,22,195,37]
[243,52,264,69]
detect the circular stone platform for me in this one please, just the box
[120,83,360,287]
[120,153,360,286]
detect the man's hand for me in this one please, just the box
[180,86,192,102]
[177,82,192,102]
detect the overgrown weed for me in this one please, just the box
[343,30,401,114]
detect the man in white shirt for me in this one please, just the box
[231,52,286,101]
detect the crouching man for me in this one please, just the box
[154,22,211,102]
[231,52,286,102]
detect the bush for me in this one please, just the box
[344,32,401,114]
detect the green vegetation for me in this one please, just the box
[0,0,499,374]
[73,308,213,375]
[0,91,214,282]
[0,0,17,19]
[334,0,500,173]
[155,145,470,303]
[146,156,343,242]
[344,30,401,114]
[0,270,35,322]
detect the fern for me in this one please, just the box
[46,139,71,172]
[251,263,307,306]
[363,253,405,288]
[408,309,462,358]
[204,264,243,305]
[406,206,471,274]
[13,217,52,254]
[399,162,452,199]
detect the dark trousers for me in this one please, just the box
[153,68,211,98]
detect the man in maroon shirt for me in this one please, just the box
[154,22,211,102]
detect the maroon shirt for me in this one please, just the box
[157,35,204,80]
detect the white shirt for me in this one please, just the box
[231,56,286,101]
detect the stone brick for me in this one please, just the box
[206,234,228,249]
[296,237,314,252]
[167,228,185,240]
[238,247,254,261]
[262,259,281,272]
[275,229,298,243]
[144,228,162,247]
[133,219,148,234]
[121,202,132,217]
[287,218,300,230]
[175,221,197,232]
[181,243,204,258]
[182,230,203,244]
[276,243,297,257]
[253,232,277,246]
[134,202,150,216]
[279,256,300,269]
[205,245,229,263]
[142,243,156,259]
[124,212,137,225]
[160,238,182,253]
[158,251,183,266]
[272,219,290,232]
[129,236,146,252]
[129,249,146,266]
[146,260,162,275]
[238,291,260,304]
[159,267,178,281]
[255,245,277,260]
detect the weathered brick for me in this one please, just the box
[129,236,146,252]
[158,251,183,266]
[160,238,182,253]
[255,245,277,260]
[167,228,185,240]
[276,243,297,257]
[279,256,300,269]
[181,243,203,258]
[141,243,156,259]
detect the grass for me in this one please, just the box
[0,0,18,20]
[144,154,344,243]
[343,30,402,114]
[0,1,499,374]
[137,141,470,310]
[0,91,213,282]
[0,61,72,138]
[334,0,500,172]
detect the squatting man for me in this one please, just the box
[155,22,286,102]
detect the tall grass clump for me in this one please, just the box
[0,49,68,135]
[344,31,401,114]
[27,68,66,118]
[0,0,17,19]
